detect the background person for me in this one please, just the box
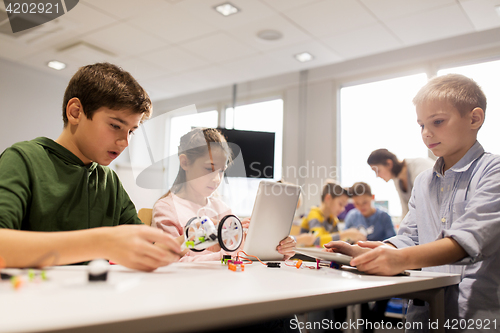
[344,181,396,332]
[296,181,366,247]
[367,148,434,219]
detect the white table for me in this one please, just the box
[0,262,460,333]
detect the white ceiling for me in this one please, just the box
[1,0,500,101]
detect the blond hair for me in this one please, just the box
[413,74,486,117]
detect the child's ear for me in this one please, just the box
[372,194,375,200]
[179,154,189,170]
[470,107,485,130]
[386,159,393,169]
[66,98,83,125]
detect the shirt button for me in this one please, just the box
[441,217,446,223]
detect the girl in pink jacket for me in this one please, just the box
[152,128,295,262]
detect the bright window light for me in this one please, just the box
[495,5,500,17]
[294,52,314,62]
[224,99,284,216]
[47,61,66,70]
[214,3,239,16]
[340,73,429,220]
[439,59,500,155]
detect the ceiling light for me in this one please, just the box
[47,60,66,70]
[257,30,283,41]
[294,52,314,63]
[495,5,500,17]
[214,3,240,16]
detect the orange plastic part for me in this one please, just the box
[228,262,245,272]
[11,276,24,290]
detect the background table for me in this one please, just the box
[0,261,460,333]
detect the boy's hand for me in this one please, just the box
[324,240,371,257]
[105,225,181,271]
[277,235,296,260]
[350,246,407,276]
[357,240,391,249]
[340,228,367,243]
[295,233,317,247]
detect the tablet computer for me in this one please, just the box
[294,247,353,265]
[243,181,301,261]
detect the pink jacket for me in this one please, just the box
[152,193,234,262]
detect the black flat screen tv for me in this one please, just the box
[217,128,275,179]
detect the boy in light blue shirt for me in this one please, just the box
[344,182,395,242]
[325,74,500,331]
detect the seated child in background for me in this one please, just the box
[296,182,366,247]
[344,182,395,241]
[325,74,500,329]
[345,182,396,333]
[152,127,296,261]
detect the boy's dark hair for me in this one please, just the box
[62,63,152,126]
[413,73,487,117]
[321,181,349,202]
[349,182,372,197]
[367,148,404,177]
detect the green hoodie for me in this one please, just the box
[0,137,141,231]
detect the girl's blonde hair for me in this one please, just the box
[161,128,232,198]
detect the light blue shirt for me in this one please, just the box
[344,208,395,241]
[387,141,500,331]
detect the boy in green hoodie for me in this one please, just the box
[0,63,180,271]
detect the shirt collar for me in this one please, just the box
[433,141,484,176]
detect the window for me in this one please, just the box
[438,59,500,154]
[164,109,219,192]
[222,99,284,216]
[340,73,429,219]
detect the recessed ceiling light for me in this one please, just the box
[495,5,500,17]
[257,30,283,41]
[214,2,240,16]
[294,52,314,63]
[47,60,66,70]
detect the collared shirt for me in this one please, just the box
[387,141,500,329]
[393,157,435,218]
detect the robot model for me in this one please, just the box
[183,207,244,252]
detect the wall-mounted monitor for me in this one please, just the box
[217,128,275,179]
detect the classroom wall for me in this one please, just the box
[1,27,500,213]
[0,58,67,152]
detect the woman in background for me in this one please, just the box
[367,149,434,219]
